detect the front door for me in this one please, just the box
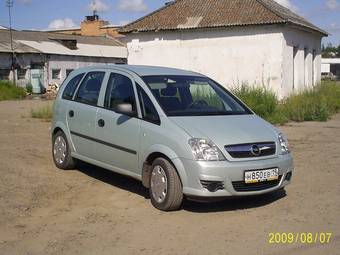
[94,72,140,174]
[67,71,106,159]
[30,69,44,94]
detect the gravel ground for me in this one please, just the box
[0,99,339,255]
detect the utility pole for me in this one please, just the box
[6,0,16,86]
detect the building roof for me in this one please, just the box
[0,30,127,58]
[0,30,124,46]
[322,58,340,64]
[120,0,328,36]
[45,27,81,32]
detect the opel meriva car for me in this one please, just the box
[52,65,293,211]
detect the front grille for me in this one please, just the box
[200,180,224,192]
[225,142,276,158]
[232,176,282,192]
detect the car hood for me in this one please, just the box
[170,114,278,148]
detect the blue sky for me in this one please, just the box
[0,0,339,45]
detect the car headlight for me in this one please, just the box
[278,133,290,154]
[188,138,226,161]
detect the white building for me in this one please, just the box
[322,58,340,80]
[120,0,328,98]
[0,30,127,93]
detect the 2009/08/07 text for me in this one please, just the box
[268,233,332,244]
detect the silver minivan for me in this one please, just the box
[52,65,293,211]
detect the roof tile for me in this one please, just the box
[120,0,327,35]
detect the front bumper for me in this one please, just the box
[173,154,293,198]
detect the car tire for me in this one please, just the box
[149,158,183,211]
[52,131,77,170]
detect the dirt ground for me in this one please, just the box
[0,99,339,255]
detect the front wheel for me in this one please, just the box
[52,131,77,170]
[149,158,183,211]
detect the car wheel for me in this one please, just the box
[52,131,76,170]
[149,158,183,211]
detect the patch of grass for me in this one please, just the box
[231,85,279,121]
[282,81,340,122]
[0,80,27,101]
[31,104,53,121]
[232,81,340,124]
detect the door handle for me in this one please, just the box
[69,110,74,118]
[98,119,105,127]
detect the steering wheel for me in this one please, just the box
[187,100,209,109]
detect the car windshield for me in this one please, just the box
[142,75,252,116]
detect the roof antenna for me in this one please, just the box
[92,0,98,17]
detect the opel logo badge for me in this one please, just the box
[251,145,261,156]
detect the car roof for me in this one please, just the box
[74,65,205,77]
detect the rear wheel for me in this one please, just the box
[52,131,76,170]
[149,158,183,211]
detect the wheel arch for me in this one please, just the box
[52,122,75,152]
[141,145,188,189]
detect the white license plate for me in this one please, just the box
[244,168,279,184]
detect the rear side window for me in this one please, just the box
[104,73,137,114]
[137,85,160,124]
[75,72,105,106]
[62,73,84,100]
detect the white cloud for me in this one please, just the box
[88,0,110,13]
[274,0,298,11]
[117,0,148,12]
[329,22,340,31]
[326,0,340,10]
[48,18,77,30]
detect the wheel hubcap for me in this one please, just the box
[53,136,67,164]
[150,165,168,203]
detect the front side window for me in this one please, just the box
[62,73,84,100]
[142,75,252,116]
[104,73,137,114]
[137,85,160,124]
[75,72,105,106]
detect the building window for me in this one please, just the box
[52,69,61,80]
[0,69,10,80]
[66,69,74,77]
[17,69,27,80]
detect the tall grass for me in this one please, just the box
[31,104,53,121]
[231,86,288,124]
[0,80,26,101]
[232,81,340,124]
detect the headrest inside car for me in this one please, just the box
[161,86,177,97]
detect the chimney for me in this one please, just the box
[80,13,109,36]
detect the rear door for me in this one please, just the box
[94,71,141,174]
[67,71,106,159]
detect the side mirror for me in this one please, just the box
[115,103,134,116]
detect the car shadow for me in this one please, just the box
[75,161,287,213]
[182,190,286,213]
[76,161,149,199]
